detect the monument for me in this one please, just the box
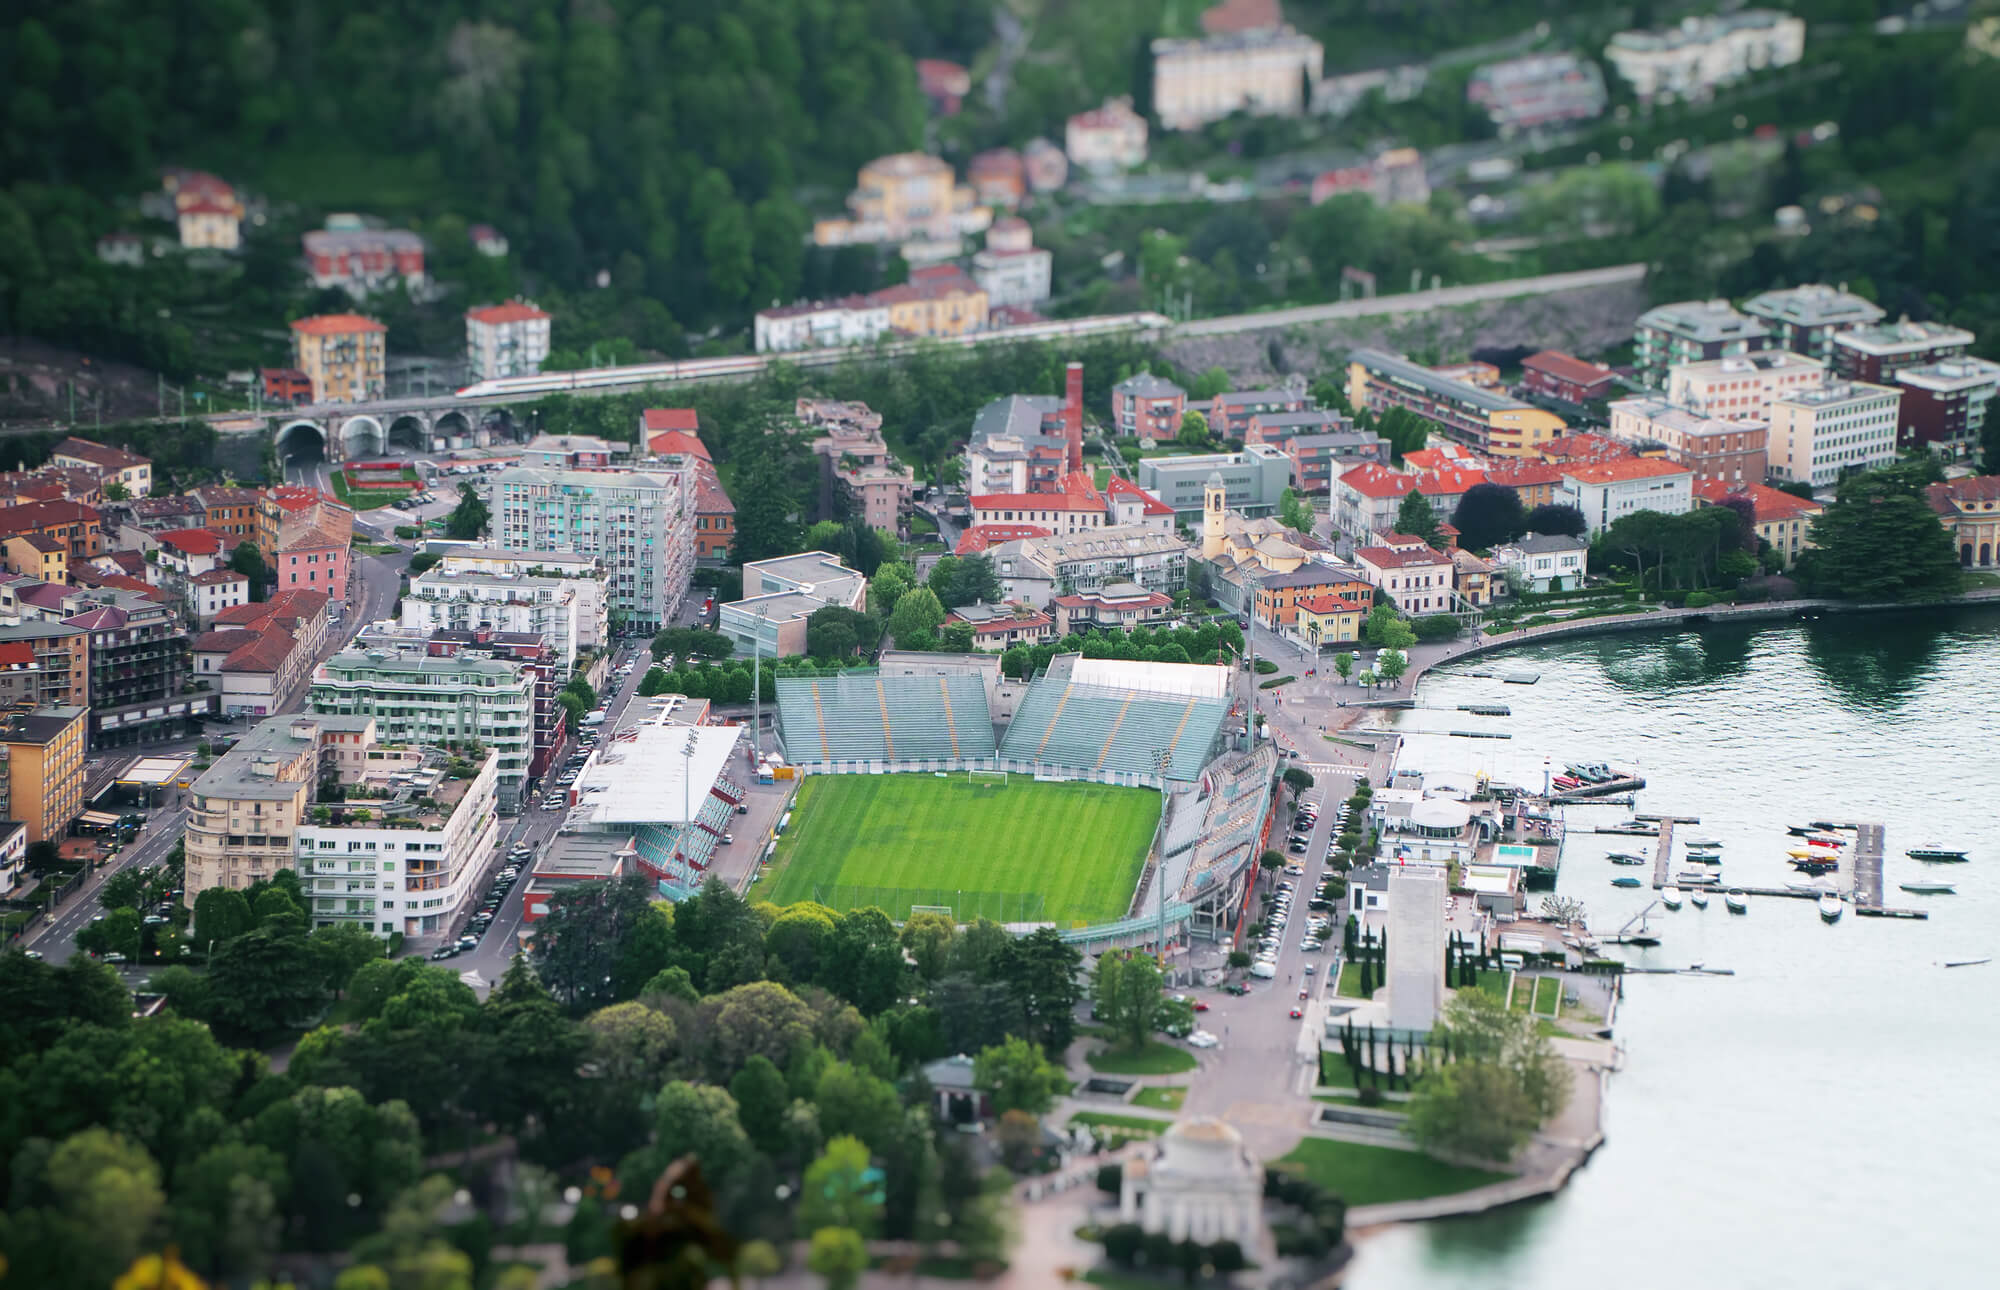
[1118,1117,1264,1245]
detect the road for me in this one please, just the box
[1173,262,1646,336]
[26,803,191,968]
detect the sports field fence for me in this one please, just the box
[811,884,1048,924]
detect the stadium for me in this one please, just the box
[762,652,1280,950]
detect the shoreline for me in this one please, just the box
[1396,587,2000,697]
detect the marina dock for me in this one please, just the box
[1652,820,1674,889]
[1640,816,1925,917]
[1851,822,1884,908]
[1552,774,1647,802]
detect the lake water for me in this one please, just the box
[1347,607,2000,1290]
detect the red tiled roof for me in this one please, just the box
[466,301,549,324]
[0,500,100,533]
[10,533,63,554]
[648,428,711,460]
[53,438,148,471]
[641,409,698,434]
[222,627,298,675]
[1356,545,1451,569]
[1417,467,1490,496]
[1925,474,2000,516]
[1104,477,1174,516]
[289,313,386,335]
[1522,350,1614,385]
[1403,447,1489,472]
[971,491,1104,512]
[1537,433,1631,464]
[192,568,248,585]
[1695,480,1822,524]
[158,527,225,556]
[693,469,735,517]
[1562,458,1692,485]
[1297,594,1367,615]
[1337,462,1419,500]
[1484,461,1566,488]
[193,629,260,654]
[955,523,1052,554]
[1202,0,1283,35]
[0,641,33,667]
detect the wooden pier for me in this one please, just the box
[1448,730,1512,739]
[1459,703,1511,716]
[1633,813,1701,824]
[1552,775,1647,803]
[1652,819,1674,890]
[1851,822,1885,908]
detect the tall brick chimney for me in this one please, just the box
[1064,361,1084,474]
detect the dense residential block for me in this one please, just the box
[1606,10,1806,102]
[1633,299,1771,388]
[289,314,387,404]
[0,705,89,842]
[488,465,695,635]
[1767,382,1902,487]
[1830,318,1975,383]
[1346,348,1568,457]
[1892,358,2000,458]
[1740,284,1884,364]
[1606,398,1770,489]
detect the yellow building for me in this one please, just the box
[1,534,66,583]
[1295,594,1367,648]
[0,706,90,843]
[877,266,990,339]
[1347,348,1568,458]
[290,314,387,404]
[814,153,990,247]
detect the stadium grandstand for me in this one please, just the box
[774,654,1230,788]
[774,670,999,772]
[995,656,1229,785]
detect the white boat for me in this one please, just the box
[1689,888,1709,909]
[1682,834,1723,848]
[1818,893,1844,923]
[1907,844,1969,862]
[1661,886,1684,910]
[1724,889,1749,913]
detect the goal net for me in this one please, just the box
[967,769,1009,787]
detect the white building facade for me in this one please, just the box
[465,302,552,380]
[1557,459,1696,536]
[488,467,696,635]
[401,569,588,667]
[1387,865,1448,1032]
[1667,350,1825,422]
[1605,10,1806,102]
[1767,382,1902,487]
[753,298,891,354]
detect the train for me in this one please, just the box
[452,310,1173,401]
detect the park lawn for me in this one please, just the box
[1087,1041,1198,1076]
[1277,1138,1511,1208]
[1132,1085,1187,1111]
[1336,962,1369,998]
[1532,975,1561,1015]
[750,774,1157,925]
[1468,968,1510,1003]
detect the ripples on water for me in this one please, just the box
[1348,608,2000,1290]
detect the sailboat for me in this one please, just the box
[1724,889,1749,913]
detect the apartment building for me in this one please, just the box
[402,567,590,667]
[988,527,1191,608]
[971,219,1053,309]
[1466,52,1607,132]
[1606,397,1770,488]
[1152,23,1324,131]
[50,438,152,497]
[0,706,90,843]
[1830,319,1975,383]
[1067,96,1149,171]
[0,624,89,708]
[488,466,695,635]
[1354,541,1457,615]
[811,152,991,248]
[1605,10,1806,102]
[0,500,103,561]
[361,623,566,783]
[1346,348,1568,457]
[290,314,387,404]
[465,301,553,380]
[1557,458,1696,536]
[1111,372,1188,445]
[1740,284,1885,364]
[1893,358,2000,458]
[1667,350,1825,421]
[433,548,610,648]
[1634,299,1771,388]
[65,594,196,745]
[303,227,426,294]
[191,486,264,541]
[310,646,535,811]
[1330,461,1416,544]
[1767,382,1902,487]
[1520,351,1617,404]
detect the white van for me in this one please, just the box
[1500,952,1525,971]
[582,710,607,727]
[1249,960,1277,979]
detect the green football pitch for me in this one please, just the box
[752,774,1160,925]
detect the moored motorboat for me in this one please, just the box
[1608,854,1648,866]
[1899,881,1956,895]
[1944,958,1991,968]
[1682,833,1723,848]
[1611,876,1644,888]
[1553,775,1583,790]
[1661,886,1684,909]
[1676,869,1721,885]
[1907,844,1969,862]
[1724,889,1749,913]
[1818,893,1844,923]
[1806,833,1847,847]
[1689,888,1709,908]
[1786,825,1818,838]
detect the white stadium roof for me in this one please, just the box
[571,720,743,825]
[1069,658,1231,699]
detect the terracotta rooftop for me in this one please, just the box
[1561,458,1692,485]
[1522,350,1615,386]
[1356,544,1452,569]
[1693,480,1823,525]
[956,523,1053,554]
[1337,462,1419,500]
[641,408,700,433]
[466,301,550,324]
[289,313,386,336]
[158,527,225,556]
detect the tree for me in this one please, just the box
[1333,651,1354,682]
[885,585,946,648]
[1282,766,1315,796]
[1523,503,1587,538]
[229,542,268,595]
[869,562,914,617]
[0,1128,166,1290]
[1800,463,1963,602]
[1093,950,1163,1052]
[1375,406,1431,461]
[1452,483,1525,550]
[1176,408,1210,447]
[799,1136,884,1238]
[728,1055,796,1160]
[647,1081,754,1186]
[807,1226,868,1290]
[703,981,818,1081]
[445,482,489,541]
[1377,649,1409,683]
[531,872,664,1012]
[973,1036,1065,1115]
[1394,490,1444,549]
[1279,487,1316,535]
[994,927,1084,1053]
[169,1141,286,1280]
[585,1000,678,1087]
[899,911,957,983]
[730,450,803,564]
[1405,989,1570,1162]
[929,553,1002,609]
[309,922,386,995]
[204,926,327,1045]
